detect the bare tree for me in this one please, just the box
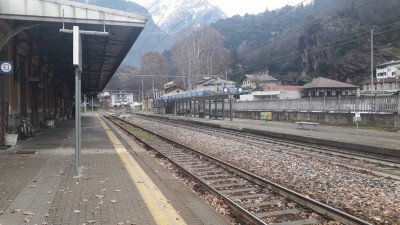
[170,26,230,89]
[139,52,168,97]
[171,39,189,88]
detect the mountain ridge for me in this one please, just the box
[145,0,226,34]
[75,0,226,66]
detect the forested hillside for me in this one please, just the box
[212,0,400,84]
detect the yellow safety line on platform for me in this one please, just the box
[97,114,187,225]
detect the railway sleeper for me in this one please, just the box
[231,193,271,200]
[192,168,223,174]
[213,182,248,189]
[256,208,301,218]
[270,218,323,225]
[220,187,259,194]
[196,173,232,179]
[244,199,288,208]
[208,178,243,185]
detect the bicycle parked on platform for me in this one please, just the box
[18,115,35,139]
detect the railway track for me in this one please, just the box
[133,114,400,180]
[103,113,371,225]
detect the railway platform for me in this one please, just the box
[0,113,231,225]
[139,112,400,158]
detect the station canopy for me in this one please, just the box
[0,0,147,93]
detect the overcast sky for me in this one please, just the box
[208,0,307,17]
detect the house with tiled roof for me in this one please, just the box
[360,60,400,95]
[195,76,236,93]
[164,83,186,95]
[241,74,279,90]
[240,85,302,101]
[301,77,358,98]
[360,77,400,95]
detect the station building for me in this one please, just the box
[0,0,146,145]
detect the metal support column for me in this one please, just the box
[174,101,177,115]
[74,67,81,176]
[209,99,211,118]
[60,25,109,177]
[222,98,225,118]
[229,94,233,121]
[189,99,193,117]
[214,99,217,117]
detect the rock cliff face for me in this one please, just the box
[299,18,348,80]
[213,0,400,84]
[299,15,400,84]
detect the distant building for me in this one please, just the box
[164,83,186,96]
[301,77,358,98]
[107,90,136,107]
[241,74,279,90]
[195,76,236,92]
[360,60,400,95]
[376,60,400,79]
[360,77,400,95]
[240,86,302,101]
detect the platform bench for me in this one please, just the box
[295,121,320,130]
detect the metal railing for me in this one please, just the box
[229,95,399,114]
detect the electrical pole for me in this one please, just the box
[371,28,374,94]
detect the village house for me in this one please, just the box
[360,60,400,95]
[240,85,302,101]
[240,74,279,90]
[107,90,136,107]
[301,77,358,98]
[163,82,186,96]
[195,76,236,92]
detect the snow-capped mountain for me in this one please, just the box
[74,0,226,66]
[73,0,172,66]
[142,0,226,34]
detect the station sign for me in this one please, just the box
[0,61,13,74]
[223,87,243,94]
[27,77,40,82]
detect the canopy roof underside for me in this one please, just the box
[0,0,147,92]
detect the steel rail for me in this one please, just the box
[106,114,372,225]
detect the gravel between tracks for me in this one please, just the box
[129,117,400,225]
